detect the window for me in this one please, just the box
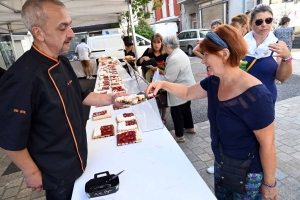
[190,31,197,39]
[177,32,184,39]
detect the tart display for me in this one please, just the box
[93,125,115,139]
[92,110,112,121]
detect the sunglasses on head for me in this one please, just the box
[255,17,273,26]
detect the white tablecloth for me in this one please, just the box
[70,59,98,78]
[72,119,216,200]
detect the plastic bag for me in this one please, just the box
[152,69,164,82]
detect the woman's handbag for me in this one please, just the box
[155,89,168,108]
[218,144,257,195]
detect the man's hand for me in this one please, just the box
[111,93,129,106]
[24,170,43,192]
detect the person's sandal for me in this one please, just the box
[176,136,185,143]
[184,128,196,134]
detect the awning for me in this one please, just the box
[0,0,129,34]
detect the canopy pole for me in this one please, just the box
[7,23,17,61]
[128,2,138,60]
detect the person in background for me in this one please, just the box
[211,19,223,31]
[273,16,295,52]
[230,14,250,36]
[75,38,95,79]
[0,0,124,199]
[243,4,292,95]
[193,19,223,78]
[146,25,277,200]
[162,35,196,143]
[123,36,137,73]
[137,33,168,124]
[245,10,252,18]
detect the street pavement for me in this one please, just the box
[0,50,300,199]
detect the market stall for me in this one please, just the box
[72,59,216,200]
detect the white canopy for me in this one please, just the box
[0,0,130,34]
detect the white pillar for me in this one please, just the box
[7,23,17,61]
[128,3,138,60]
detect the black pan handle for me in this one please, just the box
[94,171,110,179]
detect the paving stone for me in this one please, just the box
[7,177,23,188]
[206,177,215,188]
[290,152,300,160]
[191,160,207,171]
[17,196,31,200]
[287,129,300,135]
[0,175,8,187]
[32,197,46,200]
[184,141,198,149]
[204,136,211,143]
[276,152,293,162]
[295,138,300,144]
[278,145,297,154]
[197,169,214,182]
[186,153,199,163]
[2,187,19,199]
[274,140,283,147]
[280,139,298,147]
[198,153,213,162]
[198,141,211,149]
[204,147,214,155]
[278,183,299,200]
[275,135,285,141]
[188,136,204,144]
[181,148,193,156]
[277,159,300,178]
[177,142,187,148]
[287,157,300,169]
[0,186,4,196]
[280,177,300,191]
[7,172,23,182]
[20,181,28,190]
[275,168,288,180]
[190,147,205,155]
[275,129,287,135]
[293,145,300,151]
[30,190,45,199]
[16,188,32,198]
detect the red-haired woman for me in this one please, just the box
[146,25,277,200]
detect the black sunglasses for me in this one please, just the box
[255,17,273,26]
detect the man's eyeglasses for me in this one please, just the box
[255,17,273,26]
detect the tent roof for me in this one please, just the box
[0,0,129,34]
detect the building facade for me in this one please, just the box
[177,0,299,32]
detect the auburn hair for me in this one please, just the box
[200,24,248,67]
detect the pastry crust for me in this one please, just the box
[92,110,112,121]
[116,113,136,122]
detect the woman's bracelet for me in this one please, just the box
[282,55,293,63]
[261,180,277,188]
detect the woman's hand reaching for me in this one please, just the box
[268,41,291,59]
[145,81,164,96]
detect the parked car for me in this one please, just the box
[177,29,210,56]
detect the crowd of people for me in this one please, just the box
[0,0,296,199]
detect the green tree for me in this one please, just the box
[134,19,155,40]
[123,0,163,36]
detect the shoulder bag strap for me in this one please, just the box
[245,58,257,72]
